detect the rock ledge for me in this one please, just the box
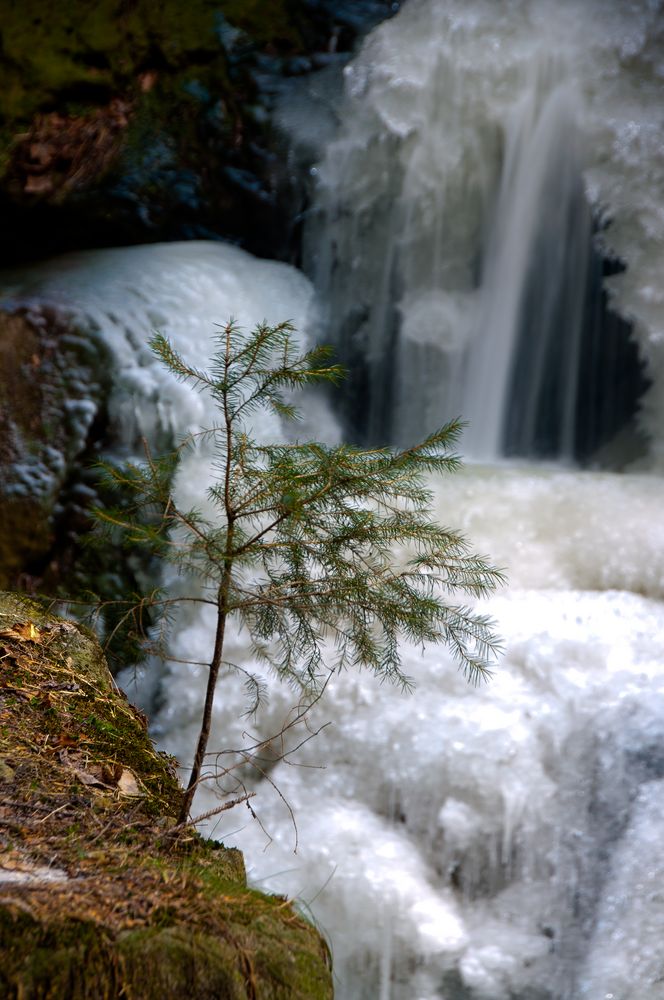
[0,592,332,999]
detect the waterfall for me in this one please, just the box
[306,0,662,464]
[2,2,664,998]
[462,77,590,459]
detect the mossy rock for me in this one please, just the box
[0,0,395,264]
[0,593,332,999]
[0,0,307,263]
[0,0,320,120]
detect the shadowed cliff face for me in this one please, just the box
[0,0,396,266]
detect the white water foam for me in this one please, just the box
[175,464,664,1000]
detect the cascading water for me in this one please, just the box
[2,1,664,998]
[305,0,661,464]
[464,75,590,460]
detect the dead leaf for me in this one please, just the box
[117,769,141,797]
[139,70,158,93]
[24,175,54,195]
[55,733,80,749]
[0,622,43,644]
[57,749,106,789]
[28,142,52,165]
[53,621,78,635]
[73,769,107,789]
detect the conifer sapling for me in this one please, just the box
[96,320,504,826]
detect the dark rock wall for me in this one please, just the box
[0,0,397,266]
[0,308,111,589]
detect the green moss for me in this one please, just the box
[0,911,118,1000]
[0,0,215,122]
[0,909,329,1000]
[0,0,312,131]
[0,593,333,998]
[118,926,246,999]
[0,0,224,126]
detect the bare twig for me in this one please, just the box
[168,792,256,835]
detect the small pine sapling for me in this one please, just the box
[96,321,504,826]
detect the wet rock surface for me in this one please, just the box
[0,0,397,267]
[0,308,111,590]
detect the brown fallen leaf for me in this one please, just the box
[0,622,43,644]
[55,733,80,749]
[139,70,158,93]
[24,175,54,195]
[28,142,52,165]
[57,749,106,789]
[117,769,142,797]
[47,621,78,635]
[72,768,107,789]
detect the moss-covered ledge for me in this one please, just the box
[0,592,332,999]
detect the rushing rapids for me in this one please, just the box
[2,1,664,998]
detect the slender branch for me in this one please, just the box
[169,792,256,834]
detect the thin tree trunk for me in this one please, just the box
[178,343,236,828]
[178,558,232,826]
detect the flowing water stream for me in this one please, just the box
[3,1,664,997]
[305,0,663,465]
